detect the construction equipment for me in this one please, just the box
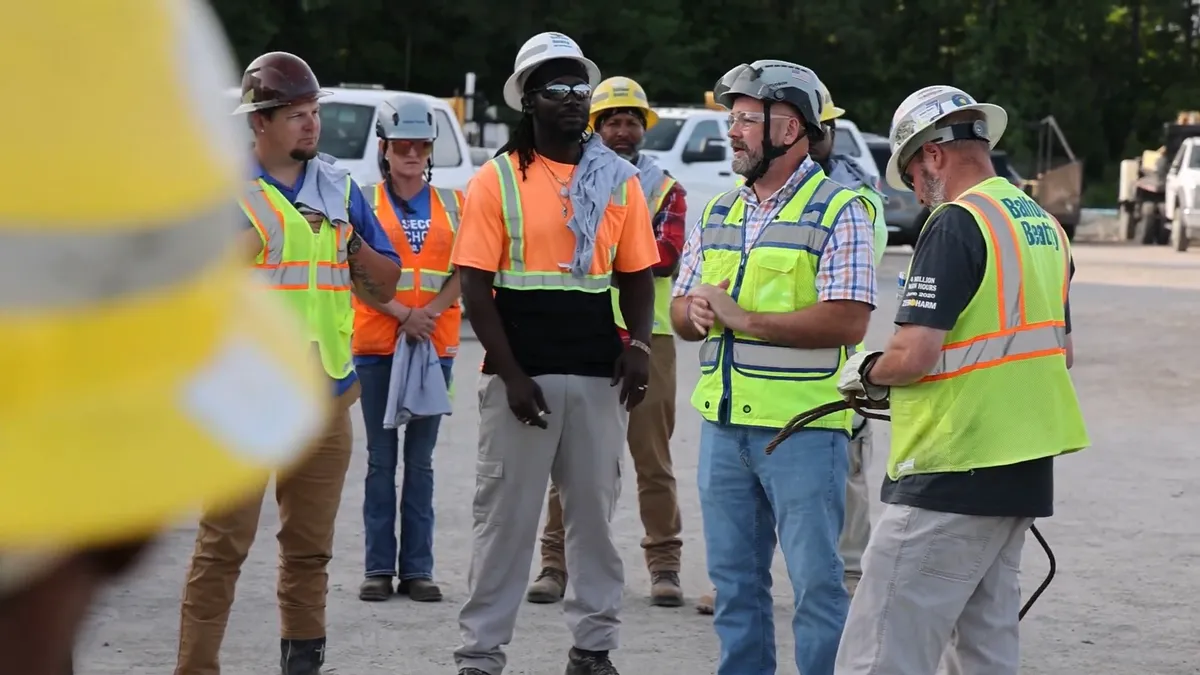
[765,396,1057,621]
[1024,116,1083,240]
[1117,112,1200,245]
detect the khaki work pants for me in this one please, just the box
[839,419,874,584]
[538,334,682,573]
[174,383,358,675]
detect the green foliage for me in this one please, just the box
[210,0,1200,205]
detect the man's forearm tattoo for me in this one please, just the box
[348,256,389,301]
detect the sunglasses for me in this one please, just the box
[390,139,433,155]
[536,83,593,102]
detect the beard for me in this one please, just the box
[731,144,761,176]
[919,163,947,206]
[290,147,318,162]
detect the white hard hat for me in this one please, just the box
[502,32,601,112]
[885,85,1007,191]
[376,93,438,140]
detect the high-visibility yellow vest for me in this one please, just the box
[612,173,677,335]
[691,173,865,432]
[852,185,888,266]
[240,177,355,379]
[888,178,1089,479]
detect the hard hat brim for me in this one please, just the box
[820,105,847,123]
[885,102,1008,191]
[0,257,330,550]
[503,56,602,112]
[589,107,659,131]
[231,89,332,115]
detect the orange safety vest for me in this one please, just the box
[351,183,464,359]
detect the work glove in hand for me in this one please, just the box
[837,351,889,403]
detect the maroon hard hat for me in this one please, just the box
[233,51,329,114]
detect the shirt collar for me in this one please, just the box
[739,155,819,207]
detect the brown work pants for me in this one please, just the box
[539,334,682,573]
[174,383,358,675]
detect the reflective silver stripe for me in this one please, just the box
[698,339,841,372]
[242,184,284,266]
[397,270,416,290]
[926,324,1066,378]
[491,157,525,272]
[495,271,611,291]
[957,193,1025,329]
[420,269,451,292]
[433,187,461,232]
[0,203,235,310]
[361,183,380,209]
[266,264,351,289]
[703,190,741,229]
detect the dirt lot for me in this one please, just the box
[76,243,1200,675]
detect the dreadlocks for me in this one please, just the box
[494,113,537,180]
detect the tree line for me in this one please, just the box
[211,0,1200,205]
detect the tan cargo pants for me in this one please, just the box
[538,334,682,573]
[174,382,358,675]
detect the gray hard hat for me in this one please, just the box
[376,93,438,140]
[713,60,824,138]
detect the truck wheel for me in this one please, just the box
[1137,201,1164,245]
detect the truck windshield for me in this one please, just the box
[642,117,685,151]
[317,102,462,167]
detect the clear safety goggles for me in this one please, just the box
[726,110,798,131]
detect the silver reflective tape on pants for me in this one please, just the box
[957,193,1024,328]
[495,271,611,291]
[698,338,841,371]
[267,264,351,289]
[0,204,237,310]
[492,158,525,272]
[926,324,1066,377]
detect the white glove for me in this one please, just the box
[837,351,889,402]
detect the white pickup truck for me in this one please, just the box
[639,107,879,230]
[1164,136,1200,250]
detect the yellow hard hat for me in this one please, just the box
[590,76,659,130]
[0,0,329,549]
[818,79,846,123]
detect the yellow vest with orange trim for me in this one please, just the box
[240,177,355,380]
[612,173,677,336]
[352,183,463,359]
[887,178,1089,479]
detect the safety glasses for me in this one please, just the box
[536,83,593,102]
[726,110,797,131]
[390,139,433,156]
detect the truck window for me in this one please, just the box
[642,117,685,151]
[317,102,462,168]
[685,120,725,156]
[834,131,862,157]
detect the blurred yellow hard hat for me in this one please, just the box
[0,0,329,549]
[818,79,846,123]
[590,76,659,130]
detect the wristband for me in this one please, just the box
[629,339,651,355]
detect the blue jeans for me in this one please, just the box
[359,356,453,580]
[698,420,849,675]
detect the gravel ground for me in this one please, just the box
[76,243,1200,675]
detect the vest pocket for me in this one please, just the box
[747,249,799,311]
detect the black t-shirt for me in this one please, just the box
[880,204,1074,518]
[483,288,623,379]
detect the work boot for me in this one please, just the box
[399,577,444,602]
[565,647,619,675]
[280,637,325,675]
[649,571,684,607]
[696,589,715,615]
[844,571,862,598]
[358,576,393,602]
[526,567,567,604]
